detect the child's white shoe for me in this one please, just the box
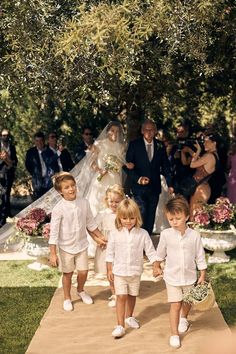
[63,299,73,311]
[169,335,181,348]
[178,317,189,333]
[125,317,140,329]
[112,325,125,338]
[77,291,93,304]
[108,295,116,308]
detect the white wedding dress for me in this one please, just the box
[86,138,125,215]
[0,121,126,258]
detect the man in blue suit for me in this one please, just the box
[124,119,174,235]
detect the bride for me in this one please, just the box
[0,121,128,253]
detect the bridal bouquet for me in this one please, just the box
[193,197,236,231]
[15,208,51,239]
[97,154,120,181]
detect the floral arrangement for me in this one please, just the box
[97,154,120,181]
[193,197,236,231]
[15,208,51,240]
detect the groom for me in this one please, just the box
[124,119,173,235]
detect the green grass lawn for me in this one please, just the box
[0,261,60,354]
[207,248,236,327]
[0,251,235,354]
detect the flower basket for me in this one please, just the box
[183,282,215,312]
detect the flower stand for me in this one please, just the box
[200,229,236,263]
[23,236,50,271]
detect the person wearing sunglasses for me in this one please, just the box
[42,132,75,190]
[74,126,94,163]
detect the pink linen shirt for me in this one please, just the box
[49,197,97,254]
[156,227,207,286]
[106,227,157,276]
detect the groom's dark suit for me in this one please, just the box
[124,137,172,235]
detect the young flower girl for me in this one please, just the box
[94,184,125,307]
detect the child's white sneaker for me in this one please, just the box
[63,299,73,311]
[178,317,189,333]
[125,317,140,329]
[108,295,116,308]
[112,325,125,338]
[77,291,93,304]
[169,335,181,348]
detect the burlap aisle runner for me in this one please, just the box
[26,262,230,354]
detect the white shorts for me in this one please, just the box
[114,275,141,296]
[58,248,88,273]
[165,282,194,302]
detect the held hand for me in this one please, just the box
[49,254,58,267]
[126,162,135,170]
[107,270,114,282]
[153,265,163,278]
[197,275,206,285]
[95,236,107,249]
[168,187,174,195]
[139,176,150,185]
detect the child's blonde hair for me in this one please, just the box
[115,198,142,230]
[105,184,125,206]
[165,195,190,217]
[52,172,76,192]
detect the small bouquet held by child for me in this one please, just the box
[183,282,215,312]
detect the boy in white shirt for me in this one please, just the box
[106,198,158,338]
[49,172,106,311]
[156,195,207,349]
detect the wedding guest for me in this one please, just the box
[106,198,158,338]
[0,129,18,225]
[226,140,236,203]
[74,126,94,163]
[156,195,207,349]
[25,131,48,200]
[42,132,74,189]
[49,172,107,311]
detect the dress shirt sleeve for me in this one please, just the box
[195,233,207,270]
[86,200,98,232]
[48,207,62,245]
[105,232,115,263]
[144,232,157,263]
[156,231,167,261]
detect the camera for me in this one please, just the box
[177,135,205,151]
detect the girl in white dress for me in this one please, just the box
[84,121,133,257]
[93,184,125,307]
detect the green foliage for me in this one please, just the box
[0,0,235,172]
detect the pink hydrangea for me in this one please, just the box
[28,208,47,223]
[42,223,50,239]
[193,209,210,226]
[16,217,40,236]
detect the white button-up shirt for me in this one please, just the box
[106,227,157,276]
[49,197,97,254]
[156,227,207,286]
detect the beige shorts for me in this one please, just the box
[58,248,88,273]
[114,275,141,296]
[165,282,194,302]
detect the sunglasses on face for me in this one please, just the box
[84,132,93,136]
[49,135,57,139]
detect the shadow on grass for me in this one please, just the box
[0,286,57,354]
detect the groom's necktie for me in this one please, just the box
[147,144,152,161]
